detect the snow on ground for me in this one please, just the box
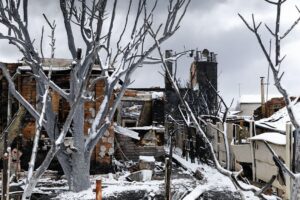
[16,152,278,200]
[56,188,94,200]
[55,175,196,200]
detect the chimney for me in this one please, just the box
[165,50,173,90]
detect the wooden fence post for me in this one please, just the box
[96,179,102,200]
[285,123,292,200]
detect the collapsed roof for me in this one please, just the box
[255,101,300,132]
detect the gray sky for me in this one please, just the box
[1,0,300,104]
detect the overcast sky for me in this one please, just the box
[1,0,300,105]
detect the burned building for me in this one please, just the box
[0,59,114,171]
[164,49,220,163]
[115,89,165,161]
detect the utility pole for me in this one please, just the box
[164,50,173,200]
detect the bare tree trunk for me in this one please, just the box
[70,153,91,192]
[69,105,91,192]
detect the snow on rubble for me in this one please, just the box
[151,92,164,100]
[55,153,278,200]
[24,159,197,200]
[171,150,278,200]
[11,153,278,199]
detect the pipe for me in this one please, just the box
[260,77,265,118]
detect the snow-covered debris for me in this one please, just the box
[151,92,164,100]
[139,156,156,170]
[113,124,140,140]
[125,170,153,182]
[122,104,142,119]
[248,132,286,145]
[172,153,277,200]
[139,156,155,162]
[256,101,300,132]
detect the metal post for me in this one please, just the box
[165,157,171,200]
[6,147,11,200]
[96,179,102,200]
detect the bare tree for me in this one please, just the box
[0,0,191,198]
[239,0,300,199]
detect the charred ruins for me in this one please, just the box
[0,49,218,175]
